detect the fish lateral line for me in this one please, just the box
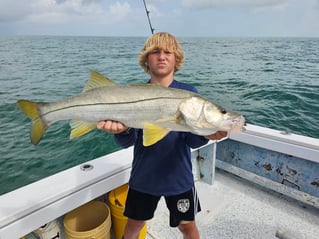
[39,95,191,117]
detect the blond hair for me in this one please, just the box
[139,32,185,74]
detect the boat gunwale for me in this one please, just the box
[0,124,318,238]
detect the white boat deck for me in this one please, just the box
[145,170,319,239]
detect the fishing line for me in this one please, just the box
[142,0,155,34]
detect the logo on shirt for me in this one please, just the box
[177,199,190,213]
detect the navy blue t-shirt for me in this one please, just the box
[114,80,208,196]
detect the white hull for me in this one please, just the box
[0,124,318,239]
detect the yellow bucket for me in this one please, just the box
[108,184,147,239]
[64,201,111,239]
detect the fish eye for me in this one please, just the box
[220,108,227,114]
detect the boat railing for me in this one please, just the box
[0,124,318,239]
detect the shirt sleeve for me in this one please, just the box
[184,132,209,149]
[114,129,136,148]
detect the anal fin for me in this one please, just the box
[70,120,96,139]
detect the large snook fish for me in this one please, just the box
[17,71,245,146]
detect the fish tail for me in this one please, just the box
[17,100,48,145]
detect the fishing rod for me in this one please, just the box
[142,0,155,34]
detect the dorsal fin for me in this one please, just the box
[82,70,116,92]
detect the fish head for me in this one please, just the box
[203,101,245,133]
[203,101,245,132]
[179,96,245,135]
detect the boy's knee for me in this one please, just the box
[178,221,199,239]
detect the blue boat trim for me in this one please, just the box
[217,139,319,198]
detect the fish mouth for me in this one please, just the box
[226,115,246,132]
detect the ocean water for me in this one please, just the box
[0,36,318,195]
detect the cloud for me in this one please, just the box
[147,0,168,3]
[0,0,34,22]
[109,1,132,20]
[0,0,137,35]
[314,0,319,8]
[0,0,318,36]
[0,0,132,24]
[181,0,289,10]
[294,0,319,36]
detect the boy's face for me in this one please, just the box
[146,48,177,78]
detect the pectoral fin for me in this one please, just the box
[143,123,170,146]
[70,120,96,139]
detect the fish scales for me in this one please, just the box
[39,85,193,129]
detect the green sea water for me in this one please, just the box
[0,36,318,195]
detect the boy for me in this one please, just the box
[98,32,227,239]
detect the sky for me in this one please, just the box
[1,0,319,37]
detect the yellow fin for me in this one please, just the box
[143,123,170,146]
[16,100,48,145]
[70,120,96,139]
[82,70,116,92]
